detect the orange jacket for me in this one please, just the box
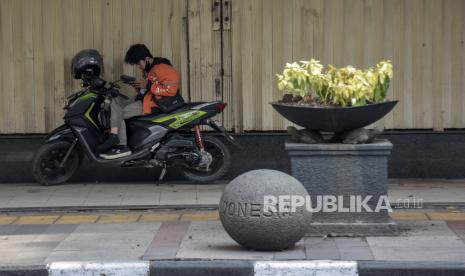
[143,63,180,114]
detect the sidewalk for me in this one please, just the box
[1,179,465,209]
[1,180,465,275]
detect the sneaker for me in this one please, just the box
[97,134,120,153]
[99,145,132,160]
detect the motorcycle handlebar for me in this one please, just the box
[106,87,129,100]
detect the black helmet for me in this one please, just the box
[71,49,103,79]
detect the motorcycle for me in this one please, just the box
[31,74,239,185]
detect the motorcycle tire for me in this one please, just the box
[180,136,231,184]
[32,140,82,186]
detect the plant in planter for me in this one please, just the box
[272,59,397,142]
[276,59,392,107]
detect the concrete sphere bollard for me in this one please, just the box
[219,169,312,251]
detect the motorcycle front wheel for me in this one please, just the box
[32,140,82,186]
[180,136,231,183]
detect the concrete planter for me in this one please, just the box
[285,139,398,236]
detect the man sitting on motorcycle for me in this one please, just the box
[98,44,181,159]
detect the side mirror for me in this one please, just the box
[120,74,136,83]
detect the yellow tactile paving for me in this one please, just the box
[180,211,219,221]
[390,212,429,221]
[0,216,17,225]
[97,214,141,224]
[139,213,180,222]
[14,215,60,225]
[55,215,100,224]
[3,210,465,225]
[427,212,465,221]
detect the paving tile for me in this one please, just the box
[159,191,197,205]
[390,212,429,221]
[143,221,191,260]
[97,214,141,224]
[196,191,223,205]
[180,211,219,221]
[8,195,51,202]
[124,189,159,197]
[335,238,374,261]
[46,194,88,201]
[6,201,50,208]
[305,237,340,260]
[427,212,465,221]
[389,184,465,203]
[12,224,78,265]
[196,184,226,190]
[14,215,60,225]
[0,236,37,264]
[0,224,51,265]
[120,195,160,206]
[367,221,465,262]
[55,215,99,224]
[83,198,123,206]
[45,222,161,262]
[0,216,17,225]
[125,184,161,190]
[159,184,197,191]
[140,213,180,222]
[11,224,51,235]
[48,195,90,202]
[273,239,306,260]
[0,193,15,198]
[0,224,21,235]
[90,186,129,193]
[447,221,465,241]
[0,197,14,207]
[176,221,274,260]
[43,200,87,207]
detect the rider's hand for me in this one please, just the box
[132,79,148,89]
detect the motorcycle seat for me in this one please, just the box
[128,102,207,121]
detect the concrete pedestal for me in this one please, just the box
[285,139,398,236]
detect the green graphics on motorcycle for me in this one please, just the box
[80,92,99,129]
[64,91,101,131]
[151,110,207,129]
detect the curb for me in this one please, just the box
[357,261,465,276]
[1,260,465,276]
[0,265,48,276]
[151,260,253,276]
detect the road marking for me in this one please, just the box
[254,261,358,276]
[14,215,59,224]
[48,262,150,276]
[180,211,219,221]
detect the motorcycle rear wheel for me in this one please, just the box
[32,140,82,186]
[180,136,231,184]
